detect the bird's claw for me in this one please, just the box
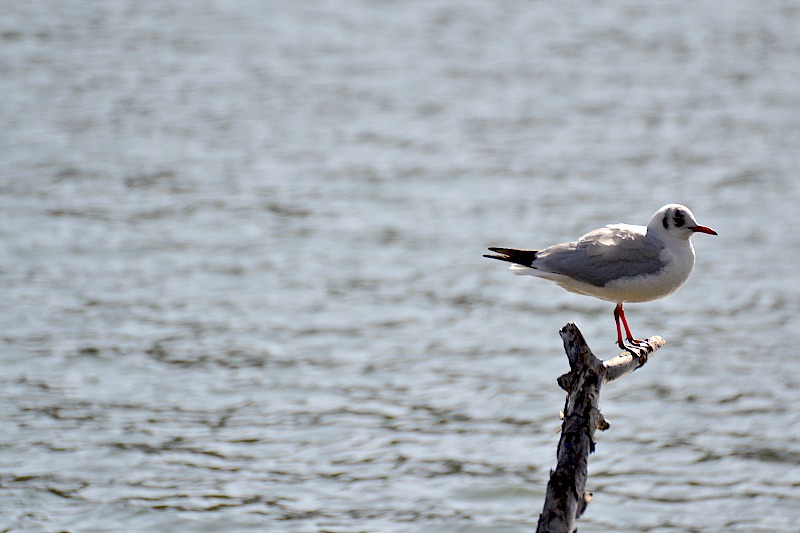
[620,338,650,354]
[620,339,650,365]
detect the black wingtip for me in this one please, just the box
[483,247,538,267]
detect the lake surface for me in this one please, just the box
[2,1,799,531]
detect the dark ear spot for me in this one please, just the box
[673,210,686,228]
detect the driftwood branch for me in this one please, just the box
[536,323,665,533]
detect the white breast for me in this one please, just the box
[603,240,696,303]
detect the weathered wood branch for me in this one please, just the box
[536,323,665,533]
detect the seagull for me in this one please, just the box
[484,204,717,349]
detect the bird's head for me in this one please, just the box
[649,204,717,241]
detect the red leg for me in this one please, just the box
[618,303,635,342]
[615,303,647,347]
[613,303,626,349]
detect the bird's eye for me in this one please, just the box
[672,211,686,228]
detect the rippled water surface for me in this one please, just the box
[2,1,800,531]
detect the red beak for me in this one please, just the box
[690,225,718,236]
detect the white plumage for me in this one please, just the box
[485,204,717,349]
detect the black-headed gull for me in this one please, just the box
[484,204,717,349]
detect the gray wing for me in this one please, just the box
[534,224,666,287]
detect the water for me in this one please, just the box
[2,1,800,531]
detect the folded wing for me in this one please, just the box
[535,224,666,287]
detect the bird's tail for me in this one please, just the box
[483,247,538,268]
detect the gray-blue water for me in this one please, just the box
[2,1,800,531]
